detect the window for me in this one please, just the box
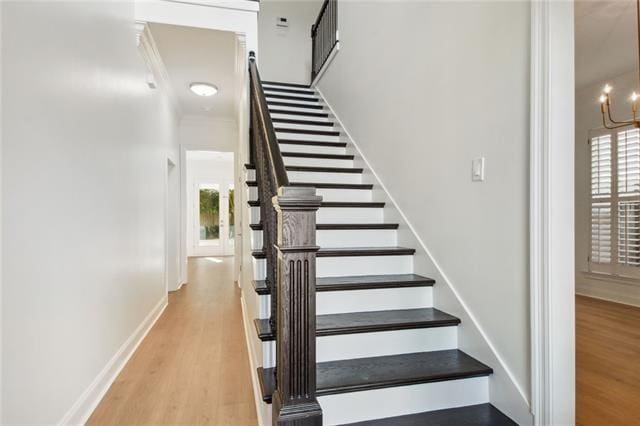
[589,127,640,276]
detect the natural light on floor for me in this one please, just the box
[204,257,223,263]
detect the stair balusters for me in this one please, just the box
[248,52,323,426]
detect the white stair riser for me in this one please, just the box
[256,286,433,317]
[248,187,372,202]
[264,90,316,99]
[267,97,320,107]
[252,255,413,281]
[271,112,331,122]
[276,132,341,143]
[318,377,489,426]
[251,206,383,223]
[283,156,354,168]
[263,83,309,90]
[268,104,326,114]
[261,327,457,367]
[251,229,397,249]
[278,144,346,155]
[317,286,428,314]
[317,207,383,223]
[287,171,363,184]
[247,169,362,185]
[271,122,336,132]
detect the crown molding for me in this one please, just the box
[135,21,183,117]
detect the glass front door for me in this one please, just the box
[195,181,234,255]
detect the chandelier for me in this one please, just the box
[599,0,640,129]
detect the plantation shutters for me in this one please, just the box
[589,127,640,276]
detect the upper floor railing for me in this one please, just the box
[248,52,323,425]
[311,0,338,82]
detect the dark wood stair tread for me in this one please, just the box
[272,118,334,127]
[263,87,315,95]
[252,273,434,295]
[245,164,362,174]
[281,152,354,160]
[248,200,385,208]
[275,127,339,136]
[246,181,372,190]
[278,139,346,147]
[269,109,329,118]
[249,223,398,231]
[267,101,324,109]
[341,404,516,426]
[252,247,416,259]
[262,80,310,88]
[265,94,318,102]
[254,308,460,341]
[258,350,493,403]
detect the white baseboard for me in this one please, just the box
[240,292,268,426]
[576,276,640,308]
[58,295,168,425]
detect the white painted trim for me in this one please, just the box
[170,279,187,292]
[316,86,531,419]
[240,293,267,426]
[529,1,575,425]
[134,0,258,54]
[165,0,259,13]
[311,41,340,87]
[58,296,168,425]
[575,291,640,309]
[134,21,182,117]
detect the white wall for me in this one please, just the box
[1,2,179,423]
[167,160,181,291]
[315,1,531,419]
[575,70,640,306]
[258,0,322,84]
[180,117,238,151]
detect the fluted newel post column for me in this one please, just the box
[272,186,323,426]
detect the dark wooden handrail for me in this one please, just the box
[248,52,289,188]
[311,0,331,36]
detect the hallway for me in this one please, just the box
[88,257,257,425]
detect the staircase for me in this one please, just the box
[245,70,517,425]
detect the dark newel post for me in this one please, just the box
[272,186,323,426]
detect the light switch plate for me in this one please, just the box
[472,157,485,182]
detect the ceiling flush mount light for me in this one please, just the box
[598,0,640,129]
[189,82,218,97]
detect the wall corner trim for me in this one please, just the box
[529,1,575,425]
[315,85,532,419]
[57,296,168,425]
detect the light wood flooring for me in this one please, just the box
[88,257,257,425]
[577,295,640,426]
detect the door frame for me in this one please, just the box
[192,178,235,256]
[530,1,575,425]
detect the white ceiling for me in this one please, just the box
[149,23,238,120]
[575,0,639,89]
